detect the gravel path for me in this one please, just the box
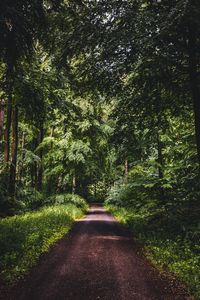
[2,204,192,300]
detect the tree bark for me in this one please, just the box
[19,132,26,184]
[125,159,128,182]
[46,127,55,194]
[188,22,200,166]
[72,174,76,194]
[155,88,165,201]
[4,96,12,163]
[0,100,5,152]
[37,123,44,191]
[157,132,164,180]
[9,103,18,195]
[157,130,165,201]
[30,138,38,188]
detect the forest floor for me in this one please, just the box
[0,204,195,300]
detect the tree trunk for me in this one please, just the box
[125,159,128,182]
[30,138,38,188]
[37,123,44,191]
[157,130,165,201]
[4,96,12,163]
[157,132,164,181]
[188,22,200,166]
[19,132,26,184]
[9,103,18,195]
[72,174,76,194]
[46,127,55,194]
[0,100,5,152]
[50,127,54,145]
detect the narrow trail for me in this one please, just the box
[2,204,192,300]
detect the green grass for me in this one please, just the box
[106,204,200,299]
[0,203,87,285]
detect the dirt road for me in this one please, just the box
[3,204,191,300]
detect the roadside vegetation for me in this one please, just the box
[105,180,200,299]
[0,194,88,284]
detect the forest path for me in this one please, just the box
[3,204,192,300]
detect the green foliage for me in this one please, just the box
[0,200,87,284]
[45,193,89,210]
[15,188,44,212]
[88,181,108,203]
[105,193,200,298]
[1,1,200,297]
[41,96,114,197]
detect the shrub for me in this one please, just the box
[45,193,88,210]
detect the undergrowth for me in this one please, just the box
[0,194,88,285]
[105,187,200,299]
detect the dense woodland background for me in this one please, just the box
[0,0,200,298]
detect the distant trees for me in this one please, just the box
[0,1,50,195]
[1,0,200,212]
[56,0,200,205]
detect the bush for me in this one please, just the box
[0,186,45,215]
[45,193,88,210]
[105,180,158,210]
[16,187,44,211]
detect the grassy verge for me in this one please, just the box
[105,204,200,299]
[0,202,88,285]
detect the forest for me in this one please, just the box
[0,1,200,299]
